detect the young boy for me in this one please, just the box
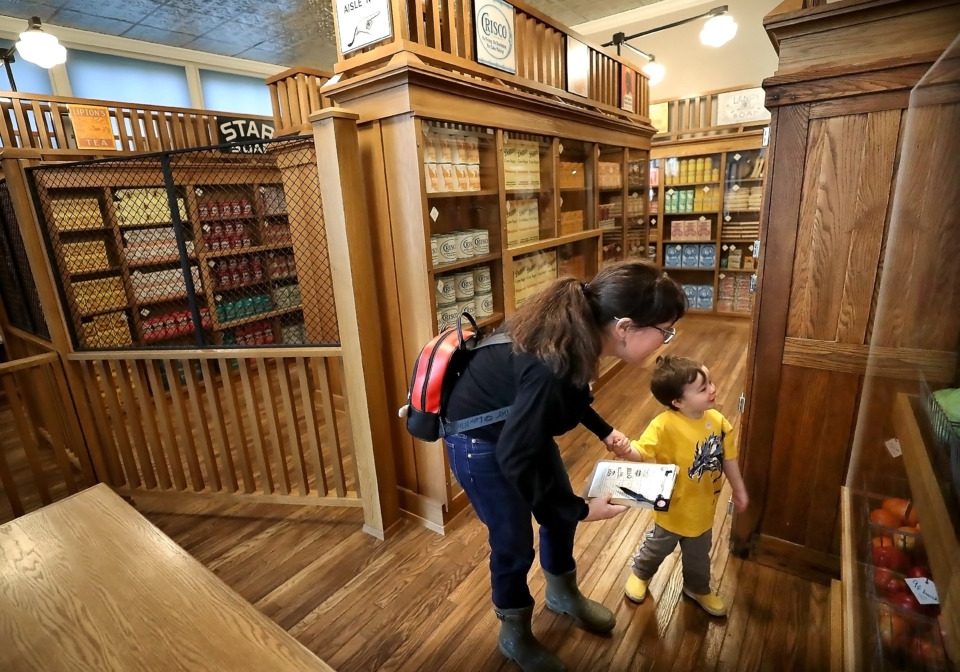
[616,355,748,616]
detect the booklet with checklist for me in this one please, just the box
[583,461,678,511]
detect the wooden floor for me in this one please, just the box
[139,316,831,672]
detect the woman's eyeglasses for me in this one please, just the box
[614,318,677,344]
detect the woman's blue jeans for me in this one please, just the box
[445,434,578,609]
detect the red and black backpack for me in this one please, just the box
[400,312,512,442]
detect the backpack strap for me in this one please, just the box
[441,332,514,437]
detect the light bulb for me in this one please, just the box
[16,20,67,69]
[700,14,737,47]
[642,60,665,86]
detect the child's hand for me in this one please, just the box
[732,488,749,514]
[602,429,630,454]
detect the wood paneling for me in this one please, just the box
[781,338,957,381]
[759,366,860,553]
[786,110,900,343]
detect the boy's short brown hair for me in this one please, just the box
[651,355,704,410]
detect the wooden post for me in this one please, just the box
[0,152,104,483]
[310,108,401,539]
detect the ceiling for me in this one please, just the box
[0,0,670,69]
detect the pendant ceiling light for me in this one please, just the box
[641,59,665,87]
[700,14,738,48]
[16,17,67,69]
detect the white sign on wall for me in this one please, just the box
[716,87,771,126]
[337,0,393,54]
[475,0,516,74]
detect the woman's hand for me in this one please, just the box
[602,429,631,457]
[584,493,628,521]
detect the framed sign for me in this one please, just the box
[567,38,590,98]
[475,0,516,74]
[337,0,393,55]
[620,67,637,113]
[216,116,276,154]
[716,87,771,126]
[649,102,669,134]
[68,105,117,151]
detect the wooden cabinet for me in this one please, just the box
[734,0,960,589]
[323,60,654,530]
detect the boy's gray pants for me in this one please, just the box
[631,524,713,595]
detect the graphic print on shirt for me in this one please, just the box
[688,431,725,494]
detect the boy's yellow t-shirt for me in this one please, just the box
[630,409,736,537]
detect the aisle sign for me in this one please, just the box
[68,105,117,151]
[475,0,516,74]
[566,38,590,97]
[337,0,393,54]
[215,116,276,154]
[716,87,770,126]
[649,102,669,134]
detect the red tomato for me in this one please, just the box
[873,546,909,573]
[890,591,923,614]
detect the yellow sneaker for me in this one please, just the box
[624,575,648,603]
[682,588,727,616]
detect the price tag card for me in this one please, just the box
[905,578,939,605]
[732,184,740,192]
[725,215,731,222]
[430,207,439,222]
[885,438,902,458]
[734,153,742,161]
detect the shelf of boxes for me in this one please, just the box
[422,124,484,194]
[513,250,558,308]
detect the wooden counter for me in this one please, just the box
[0,484,335,672]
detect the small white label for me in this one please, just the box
[120,313,128,322]
[558,143,564,154]
[719,273,726,279]
[208,260,216,268]
[203,224,211,232]
[732,184,740,192]
[667,189,675,195]
[722,244,729,251]
[725,215,731,222]
[699,216,707,221]
[734,153,742,161]
[437,279,445,292]
[195,188,204,196]
[703,186,711,193]
[430,207,439,222]
[905,578,939,605]
[140,309,149,317]
[216,294,223,301]
[674,245,682,251]
[885,438,903,458]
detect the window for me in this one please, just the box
[66,50,190,107]
[199,69,272,116]
[0,39,54,95]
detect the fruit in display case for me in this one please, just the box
[873,567,909,598]
[909,634,949,672]
[872,545,909,573]
[882,497,919,527]
[870,507,904,529]
[878,605,909,655]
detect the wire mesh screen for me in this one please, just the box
[27,136,338,350]
[0,180,50,339]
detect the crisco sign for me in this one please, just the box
[474,0,516,73]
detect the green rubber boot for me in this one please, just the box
[544,569,616,632]
[494,606,568,672]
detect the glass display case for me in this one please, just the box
[718,147,765,315]
[839,38,959,672]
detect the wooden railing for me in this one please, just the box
[0,91,274,155]
[339,0,650,116]
[1,326,53,360]
[0,352,94,522]
[67,349,360,507]
[651,85,770,143]
[263,0,650,136]
[266,68,334,137]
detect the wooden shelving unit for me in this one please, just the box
[649,134,766,317]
